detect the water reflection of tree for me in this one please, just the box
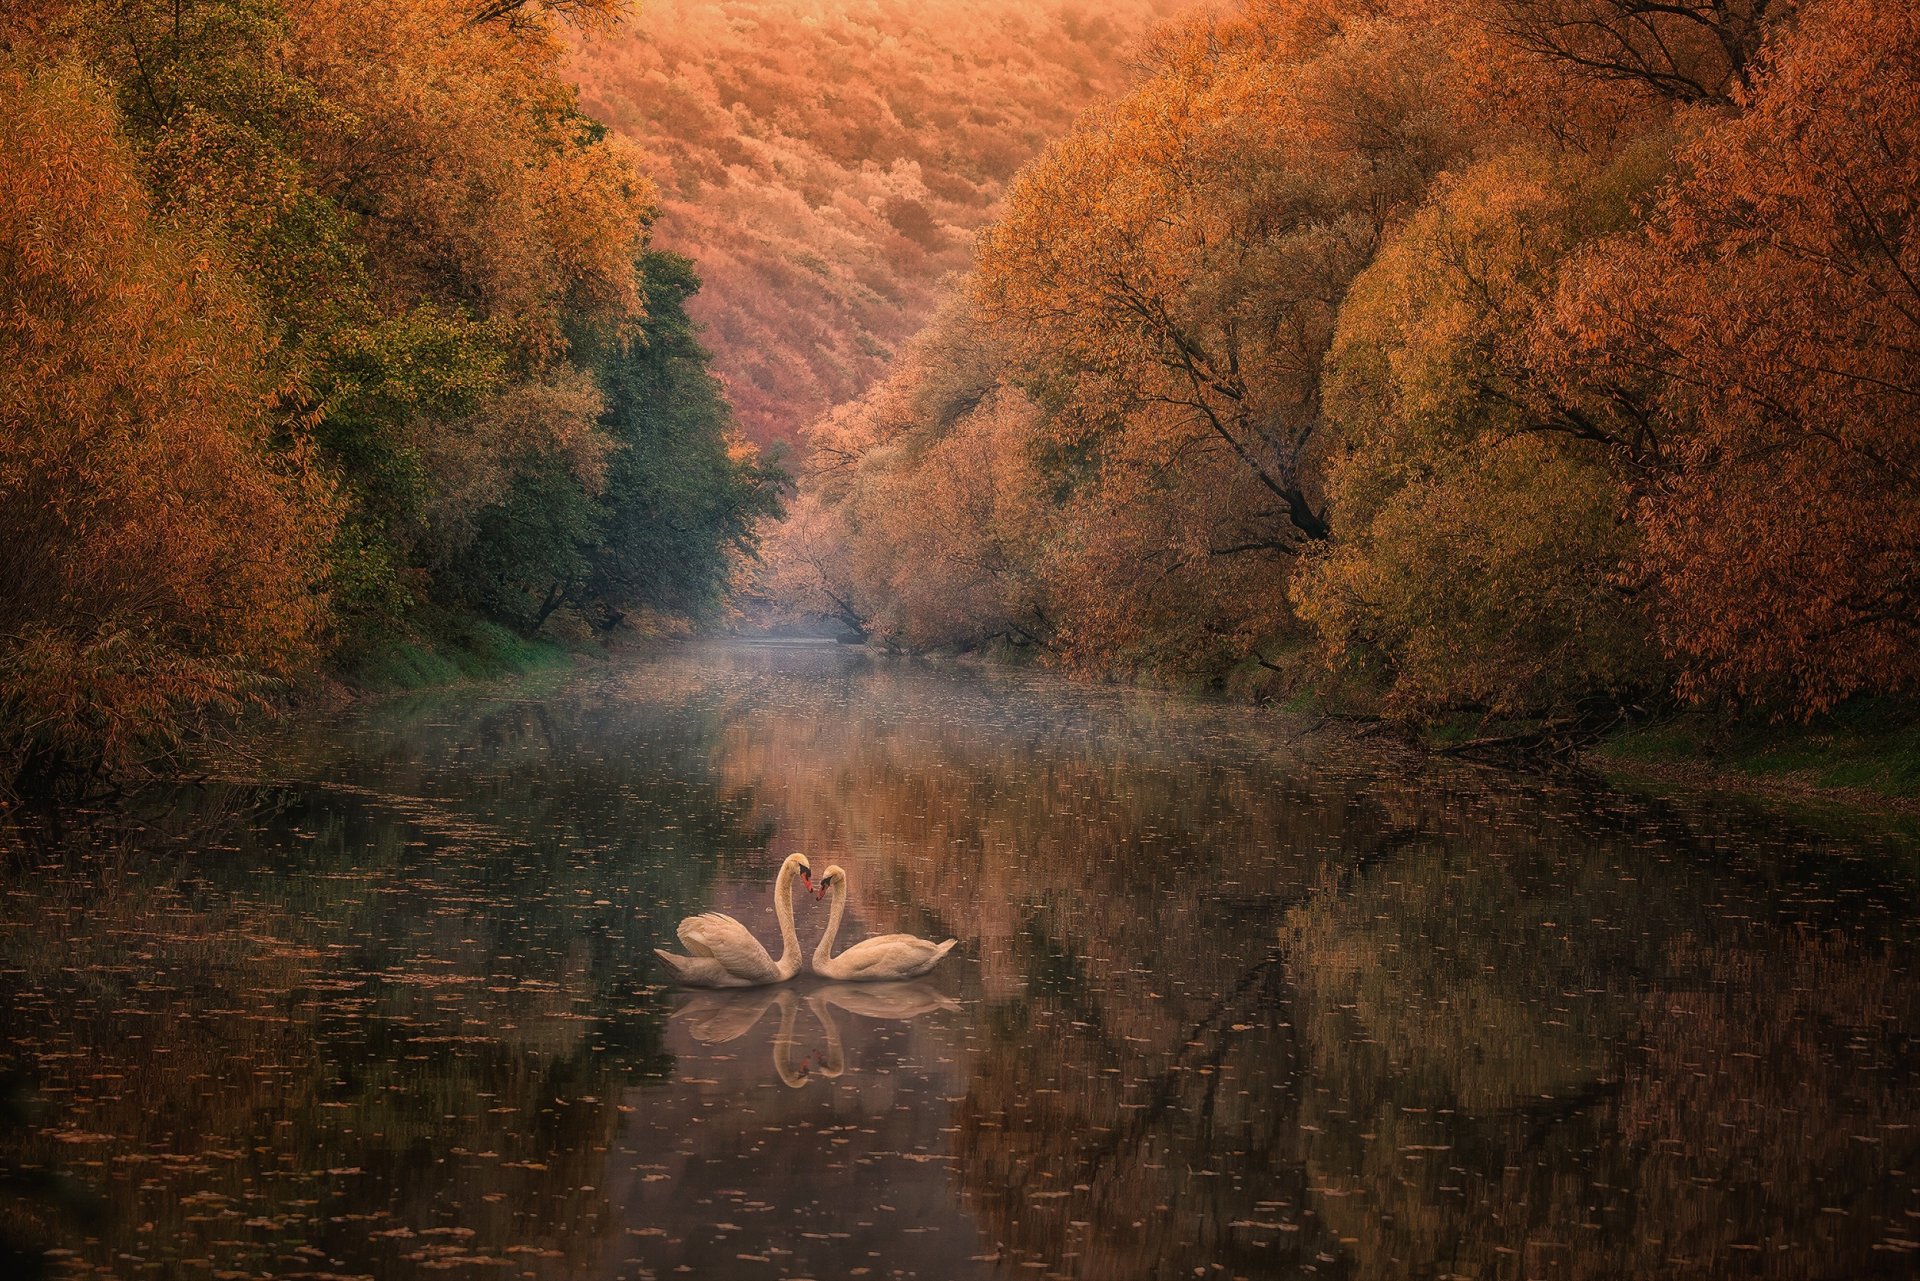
[710,675,1408,1275]
[0,820,648,1275]
[1285,786,1920,1281]
[0,661,782,1277]
[714,675,1920,1280]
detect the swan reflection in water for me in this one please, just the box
[672,981,959,1087]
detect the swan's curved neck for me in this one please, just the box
[813,878,847,971]
[773,865,801,976]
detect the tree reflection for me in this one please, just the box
[4,645,1916,1279]
[715,655,1920,1280]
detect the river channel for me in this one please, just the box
[2,642,1916,1279]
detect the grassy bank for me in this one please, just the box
[334,616,591,695]
[1590,701,1920,817]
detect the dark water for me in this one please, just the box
[2,643,1917,1280]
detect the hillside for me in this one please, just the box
[568,0,1181,447]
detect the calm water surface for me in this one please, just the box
[2,643,1917,1279]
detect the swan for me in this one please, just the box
[654,852,813,987]
[810,863,957,981]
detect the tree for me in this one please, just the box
[0,59,336,794]
[1295,145,1668,716]
[1472,0,1787,106]
[1545,0,1920,714]
[575,252,788,628]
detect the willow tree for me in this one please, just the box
[968,1,1466,667]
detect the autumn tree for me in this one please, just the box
[0,59,336,794]
[3,2,793,785]
[766,0,1919,729]
[1544,0,1920,714]
[1473,1,1786,106]
[1295,145,1670,717]
[956,1,1475,668]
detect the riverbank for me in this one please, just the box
[1589,704,1920,824]
[860,637,1920,823]
[334,616,592,696]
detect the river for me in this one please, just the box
[2,641,1916,1279]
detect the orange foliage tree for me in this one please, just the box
[1293,142,1675,717]
[1473,1,1784,106]
[974,2,1466,554]
[3,2,788,789]
[768,0,1920,727]
[1545,0,1920,714]
[766,0,1475,669]
[0,59,337,792]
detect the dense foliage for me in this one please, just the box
[769,0,1920,724]
[1,1,783,794]
[568,0,1180,446]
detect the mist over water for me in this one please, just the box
[2,643,1916,1279]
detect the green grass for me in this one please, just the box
[338,618,580,693]
[1596,700,1920,802]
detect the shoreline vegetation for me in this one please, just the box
[7,1,1916,813]
[1,1,784,802]
[1591,710,1920,824]
[761,0,1920,793]
[834,634,1920,823]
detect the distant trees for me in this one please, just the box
[769,0,1919,722]
[567,0,1181,446]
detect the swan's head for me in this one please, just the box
[812,864,847,900]
[780,851,814,894]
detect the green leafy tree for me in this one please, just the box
[568,252,787,628]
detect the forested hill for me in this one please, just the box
[568,0,1181,448]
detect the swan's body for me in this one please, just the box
[655,853,811,988]
[811,864,957,981]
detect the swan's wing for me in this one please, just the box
[676,912,780,984]
[676,911,746,957]
[826,934,956,981]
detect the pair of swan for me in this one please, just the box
[674,981,958,1087]
[654,852,957,987]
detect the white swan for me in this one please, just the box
[654,852,813,987]
[810,863,957,981]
